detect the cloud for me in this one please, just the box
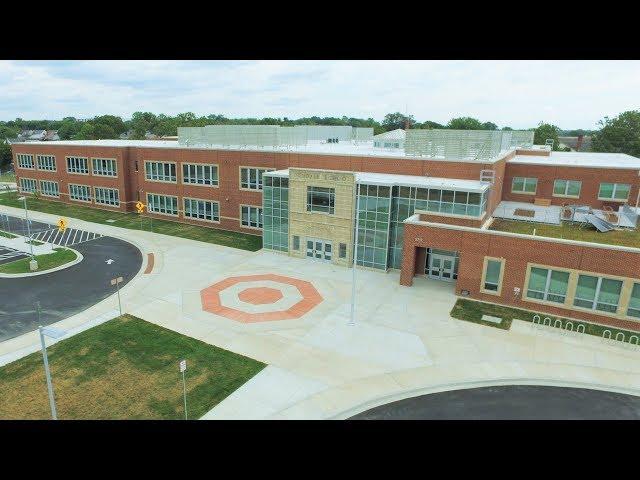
[0,60,638,129]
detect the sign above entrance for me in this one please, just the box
[289,169,354,185]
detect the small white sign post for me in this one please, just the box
[179,360,188,420]
[110,276,124,315]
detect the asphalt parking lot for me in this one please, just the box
[350,385,640,420]
[0,215,142,341]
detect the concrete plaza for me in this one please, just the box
[1,203,640,419]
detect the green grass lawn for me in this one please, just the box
[0,315,266,419]
[0,172,15,183]
[0,247,77,274]
[26,239,44,246]
[451,298,639,341]
[0,230,17,239]
[489,218,640,249]
[0,191,262,251]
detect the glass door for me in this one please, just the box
[428,253,455,282]
[306,238,332,262]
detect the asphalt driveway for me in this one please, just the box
[0,215,142,341]
[350,385,640,420]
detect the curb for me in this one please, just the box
[0,247,83,278]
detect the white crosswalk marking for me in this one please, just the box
[25,227,104,247]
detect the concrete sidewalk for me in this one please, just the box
[2,202,640,420]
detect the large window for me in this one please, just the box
[482,258,504,294]
[184,198,219,222]
[526,267,570,304]
[598,183,630,201]
[306,186,335,214]
[262,175,289,252]
[241,205,263,229]
[40,180,59,197]
[94,187,120,206]
[92,158,117,177]
[66,156,89,174]
[19,178,37,193]
[628,283,640,319]
[511,177,537,194]
[145,161,177,182]
[356,184,391,270]
[17,154,34,169]
[182,163,218,186]
[36,154,56,171]
[573,274,623,313]
[240,167,271,190]
[553,179,582,198]
[69,184,92,202]
[147,193,178,216]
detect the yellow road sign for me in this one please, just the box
[135,201,145,214]
[57,218,67,232]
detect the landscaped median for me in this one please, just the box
[451,298,640,342]
[0,191,263,251]
[0,247,78,274]
[0,315,266,420]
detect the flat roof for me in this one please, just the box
[12,139,510,164]
[511,151,640,169]
[265,169,490,192]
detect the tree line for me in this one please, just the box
[2,111,639,170]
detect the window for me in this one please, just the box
[66,156,89,174]
[417,187,486,217]
[598,183,630,201]
[573,274,623,313]
[240,167,271,190]
[628,283,640,319]
[553,179,582,197]
[339,243,347,259]
[36,155,56,171]
[526,267,570,304]
[182,163,219,186]
[292,236,300,250]
[241,205,263,229]
[40,180,59,197]
[482,258,503,294]
[511,177,537,194]
[19,178,37,193]
[16,154,34,169]
[94,187,120,206]
[92,158,117,177]
[69,184,92,202]
[184,198,220,222]
[147,193,178,216]
[145,161,176,182]
[306,186,335,214]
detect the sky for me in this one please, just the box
[0,60,638,129]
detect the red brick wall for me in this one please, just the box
[12,144,131,213]
[503,162,640,210]
[12,144,508,233]
[400,221,640,331]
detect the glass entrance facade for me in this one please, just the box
[262,175,289,252]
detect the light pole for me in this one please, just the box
[38,321,67,420]
[349,180,361,326]
[18,196,34,259]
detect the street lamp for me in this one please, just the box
[17,195,37,270]
[38,321,67,420]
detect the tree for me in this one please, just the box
[447,117,484,130]
[381,112,415,131]
[415,120,444,129]
[0,141,11,170]
[57,120,83,140]
[590,110,640,158]
[93,115,127,136]
[481,121,498,130]
[533,122,562,150]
